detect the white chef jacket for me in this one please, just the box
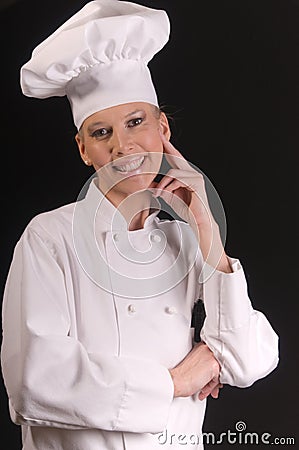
[1,178,279,450]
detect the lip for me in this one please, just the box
[112,155,145,174]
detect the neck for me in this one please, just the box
[114,191,153,231]
[98,182,153,231]
[120,190,153,231]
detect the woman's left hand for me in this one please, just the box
[150,133,214,233]
[150,133,232,273]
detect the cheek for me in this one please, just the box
[143,130,163,151]
[94,157,109,169]
[88,146,110,168]
[140,131,163,162]
[141,133,163,173]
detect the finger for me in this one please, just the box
[148,180,159,190]
[211,386,220,399]
[160,132,190,170]
[160,131,184,157]
[154,178,191,198]
[153,175,175,195]
[211,382,224,399]
[154,169,199,193]
[202,378,220,393]
[198,378,220,401]
[198,389,213,401]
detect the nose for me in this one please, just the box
[110,128,134,156]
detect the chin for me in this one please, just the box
[116,173,154,195]
[122,177,151,191]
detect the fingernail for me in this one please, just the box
[148,188,158,197]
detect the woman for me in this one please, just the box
[1,1,279,449]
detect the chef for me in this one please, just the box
[1,1,279,449]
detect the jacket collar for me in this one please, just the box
[82,176,161,232]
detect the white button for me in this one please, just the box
[128,304,136,314]
[113,233,120,242]
[151,234,161,243]
[165,306,177,315]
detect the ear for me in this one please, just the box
[159,112,171,141]
[75,132,91,166]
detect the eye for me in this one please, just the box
[90,128,111,139]
[127,117,143,128]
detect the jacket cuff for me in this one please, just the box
[201,257,253,334]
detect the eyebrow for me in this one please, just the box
[124,109,145,118]
[87,121,107,133]
[87,109,145,133]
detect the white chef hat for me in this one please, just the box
[20,0,170,129]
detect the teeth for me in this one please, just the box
[113,156,145,173]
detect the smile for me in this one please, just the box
[112,156,145,174]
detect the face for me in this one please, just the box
[76,102,170,205]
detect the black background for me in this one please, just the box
[1,0,298,448]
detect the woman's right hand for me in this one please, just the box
[169,342,222,400]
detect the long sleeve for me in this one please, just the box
[200,258,279,387]
[1,226,174,433]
